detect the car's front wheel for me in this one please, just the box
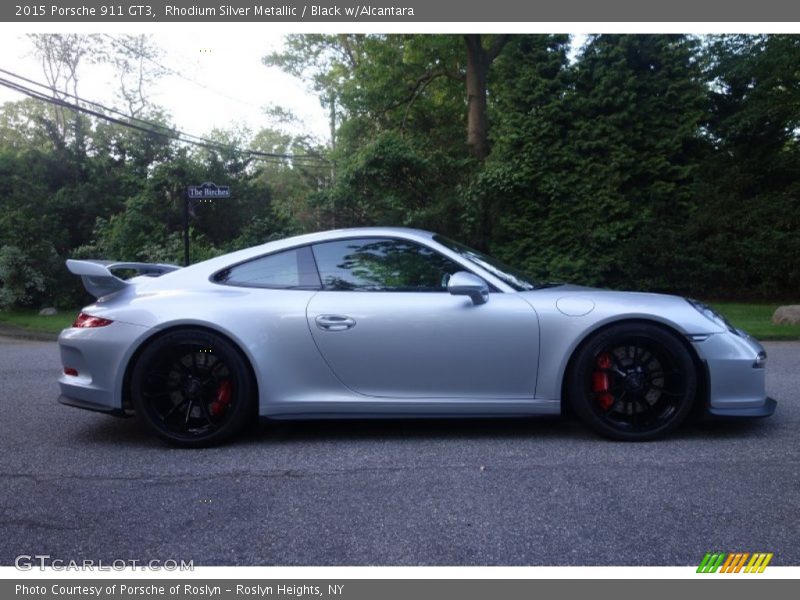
[130,329,255,447]
[567,323,696,441]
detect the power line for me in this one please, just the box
[0,69,330,167]
[0,77,176,139]
[102,35,323,146]
[0,66,176,134]
[0,66,325,163]
[0,67,328,164]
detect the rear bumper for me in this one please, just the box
[58,394,129,417]
[58,320,151,415]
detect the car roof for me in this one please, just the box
[168,227,438,280]
[267,226,436,248]
[231,226,437,260]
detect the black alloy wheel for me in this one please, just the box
[568,323,696,441]
[131,329,254,447]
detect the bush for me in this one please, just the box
[0,246,48,309]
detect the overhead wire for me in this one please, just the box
[0,67,329,167]
[100,35,322,148]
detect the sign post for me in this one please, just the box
[184,182,231,266]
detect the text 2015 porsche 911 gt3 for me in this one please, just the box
[57,227,776,446]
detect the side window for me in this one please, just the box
[214,246,321,289]
[311,238,463,292]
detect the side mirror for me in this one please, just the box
[448,271,489,305]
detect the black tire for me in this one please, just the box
[567,323,696,441]
[130,329,255,447]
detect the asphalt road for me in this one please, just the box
[1,336,797,566]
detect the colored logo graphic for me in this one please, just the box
[697,552,773,573]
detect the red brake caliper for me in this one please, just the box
[593,352,615,411]
[210,380,233,417]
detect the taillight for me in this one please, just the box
[72,312,114,328]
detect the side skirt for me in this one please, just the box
[261,398,560,420]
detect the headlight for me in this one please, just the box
[685,298,739,335]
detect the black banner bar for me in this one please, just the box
[4,0,800,22]
[4,579,799,600]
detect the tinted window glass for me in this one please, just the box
[312,238,463,292]
[214,246,320,289]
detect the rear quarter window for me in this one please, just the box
[213,246,321,289]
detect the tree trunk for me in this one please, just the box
[465,35,490,160]
[464,34,510,160]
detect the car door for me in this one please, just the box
[305,237,540,399]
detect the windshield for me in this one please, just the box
[433,235,538,291]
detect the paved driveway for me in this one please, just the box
[1,337,797,565]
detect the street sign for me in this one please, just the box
[187,182,231,199]
[183,182,232,266]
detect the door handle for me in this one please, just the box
[315,314,356,331]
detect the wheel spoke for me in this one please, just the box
[654,389,684,398]
[639,397,657,417]
[633,346,643,364]
[196,393,215,424]
[629,397,639,425]
[163,397,190,419]
[147,371,174,383]
[184,398,194,425]
[171,357,191,376]
[650,381,685,395]
[200,360,227,386]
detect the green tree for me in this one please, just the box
[691,35,800,297]
[265,34,509,158]
[264,35,489,239]
[487,35,708,291]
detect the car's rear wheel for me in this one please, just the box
[131,329,254,447]
[567,323,696,441]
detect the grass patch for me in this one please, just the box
[0,309,77,334]
[1,303,798,341]
[709,302,800,341]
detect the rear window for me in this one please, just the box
[214,246,321,289]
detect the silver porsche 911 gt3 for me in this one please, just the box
[58,227,776,446]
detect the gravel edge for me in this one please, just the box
[0,323,59,342]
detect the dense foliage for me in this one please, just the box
[1,34,798,309]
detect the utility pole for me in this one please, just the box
[183,190,190,266]
[329,91,337,228]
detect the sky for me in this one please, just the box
[0,31,332,143]
[0,31,592,149]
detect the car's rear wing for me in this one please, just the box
[66,259,181,299]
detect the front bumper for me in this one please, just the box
[707,396,777,418]
[692,329,777,418]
